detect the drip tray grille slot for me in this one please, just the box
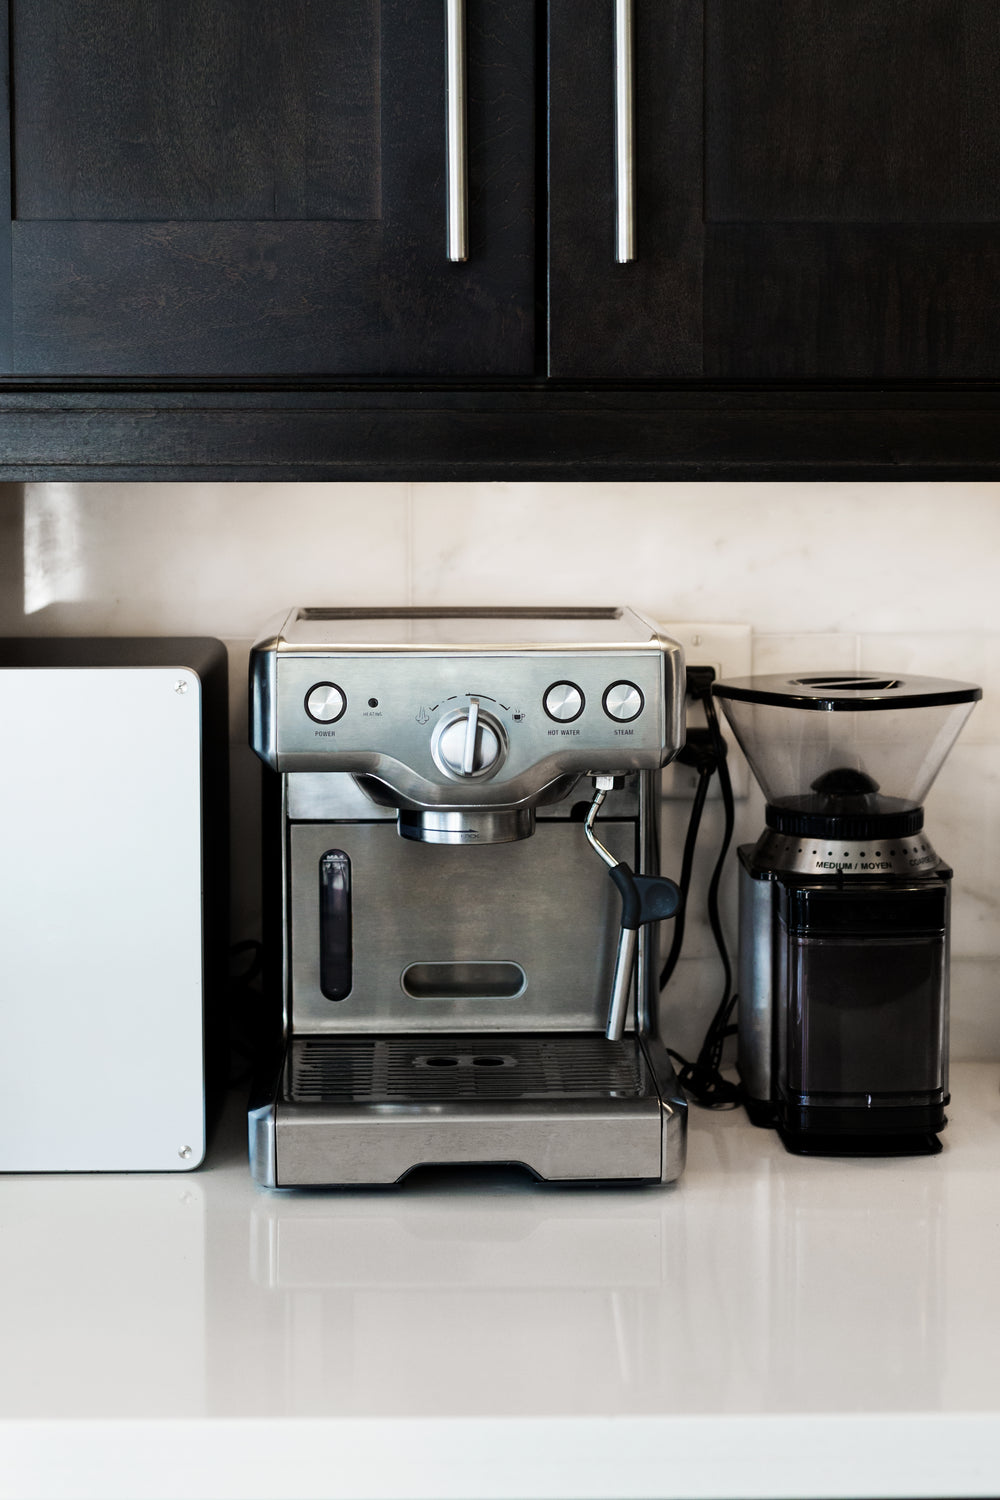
[289,1034,648,1103]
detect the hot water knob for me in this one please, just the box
[543,681,585,722]
[432,698,505,779]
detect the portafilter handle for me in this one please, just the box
[585,778,682,1041]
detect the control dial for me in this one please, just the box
[432,699,505,779]
[305,681,347,723]
[543,681,585,723]
[603,680,644,722]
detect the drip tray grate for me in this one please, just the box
[288,1034,648,1103]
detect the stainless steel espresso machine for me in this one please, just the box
[248,607,688,1187]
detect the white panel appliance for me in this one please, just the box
[0,638,227,1171]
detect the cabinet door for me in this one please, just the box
[550,0,1000,379]
[548,0,703,377]
[3,0,535,376]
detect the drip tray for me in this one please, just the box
[251,1033,681,1187]
[289,1033,648,1104]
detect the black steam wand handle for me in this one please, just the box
[604,863,682,1040]
[585,779,682,1041]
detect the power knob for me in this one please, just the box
[603,680,644,722]
[305,682,347,723]
[432,699,505,779]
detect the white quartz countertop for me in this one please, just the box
[4,1060,1000,1500]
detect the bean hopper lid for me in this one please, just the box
[713,672,981,841]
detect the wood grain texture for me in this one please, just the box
[13,222,387,375]
[547,0,703,377]
[14,0,381,221]
[706,225,1000,378]
[702,0,1000,377]
[0,383,998,479]
[706,0,1000,223]
[9,0,535,376]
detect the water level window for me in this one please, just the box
[319,850,352,1001]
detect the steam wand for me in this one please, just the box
[585,776,682,1041]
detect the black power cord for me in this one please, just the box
[663,667,741,1108]
[658,730,713,993]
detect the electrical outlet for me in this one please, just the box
[659,622,752,799]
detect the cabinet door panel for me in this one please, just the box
[706,0,1000,224]
[547,0,703,378]
[13,223,385,375]
[7,0,535,376]
[551,0,1000,380]
[16,0,381,222]
[704,0,1000,377]
[705,225,1000,379]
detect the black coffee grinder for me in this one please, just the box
[712,672,981,1155]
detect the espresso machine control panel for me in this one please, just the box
[251,608,685,808]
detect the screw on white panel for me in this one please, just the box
[178,1145,193,1159]
[174,680,189,694]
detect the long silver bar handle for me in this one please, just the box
[446,0,469,262]
[614,0,636,263]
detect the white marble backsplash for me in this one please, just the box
[0,479,997,1059]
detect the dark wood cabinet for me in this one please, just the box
[5,0,535,376]
[3,0,1000,474]
[550,0,1000,379]
[7,0,1000,382]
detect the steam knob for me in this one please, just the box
[433,699,505,779]
[603,680,644,722]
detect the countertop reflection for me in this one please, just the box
[2,1062,1000,1500]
